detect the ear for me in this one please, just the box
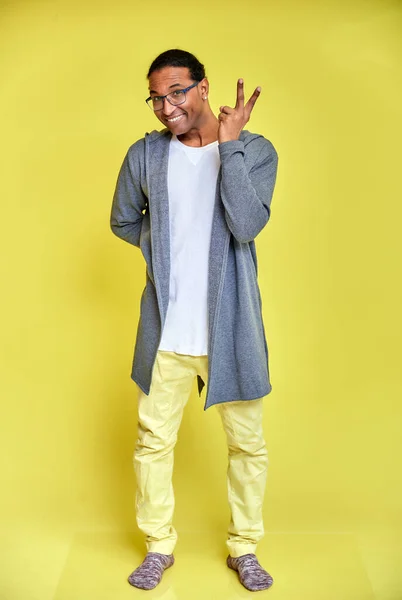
[200,77,209,97]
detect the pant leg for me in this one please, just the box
[134,350,196,554]
[215,398,269,558]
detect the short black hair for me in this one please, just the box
[147,48,206,82]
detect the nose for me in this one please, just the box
[162,97,181,117]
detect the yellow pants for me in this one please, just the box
[133,349,269,558]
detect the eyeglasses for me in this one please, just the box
[145,81,201,111]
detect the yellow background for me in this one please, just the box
[1,0,401,598]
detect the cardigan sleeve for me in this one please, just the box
[110,141,147,248]
[218,137,278,243]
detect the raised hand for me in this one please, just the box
[218,79,261,144]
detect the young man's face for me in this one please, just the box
[147,66,206,134]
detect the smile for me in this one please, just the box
[167,114,185,123]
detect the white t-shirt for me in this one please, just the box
[157,134,220,356]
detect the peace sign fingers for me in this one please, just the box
[218,79,262,143]
[234,79,261,119]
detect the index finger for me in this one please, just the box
[235,78,244,110]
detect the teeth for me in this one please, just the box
[168,115,183,122]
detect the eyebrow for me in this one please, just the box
[148,83,184,95]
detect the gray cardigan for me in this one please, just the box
[110,127,278,410]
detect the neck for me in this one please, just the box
[176,109,220,147]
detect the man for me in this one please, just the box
[110,49,279,592]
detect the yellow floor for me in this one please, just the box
[4,528,399,600]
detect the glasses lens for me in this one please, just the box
[168,90,185,105]
[148,90,186,111]
[150,97,163,110]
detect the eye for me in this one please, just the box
[172,90,183,96]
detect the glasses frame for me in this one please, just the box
[145,81,201,111]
